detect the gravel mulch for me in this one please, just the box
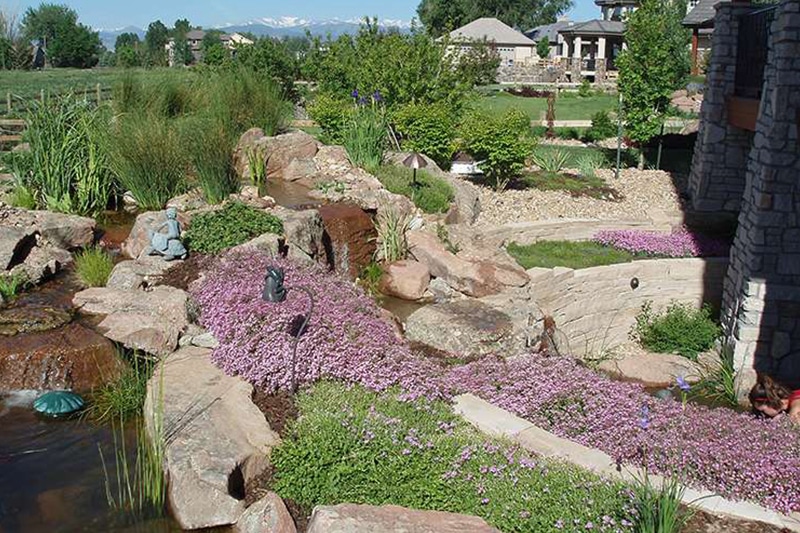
[476,169,688,226]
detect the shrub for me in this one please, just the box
[445,354,800,514]
[460,109,533,191]
[593,228,730,258]
[531,148,570,173]
[392,102,456,169]
[107,113,186,211]
[374,206,412,263]
[184,202,283,255]
[578,78,592,97]
[186,120,239,204]
[273,381,638,533]
[75,247,114,287]
[507,240,634,270]
[373,165,453,214]
[192,252,441,397]
[11,96,113,216]
[307,93,352,145]
[342,104,387,172]
[504,86,553,98]
[631,301,720,360]
[556,127,582,140]
[584,110,617,143]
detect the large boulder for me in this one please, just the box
[274,207,327,265]
[73,286,189,357]
[405,299,520,359]
[0,207,95,249]
[379,260,431,301]
[106,256,182,291]
[234,493,296,533]
[234,127,267,178]
[261,131,321,180]
[306,504,500,533]
[9,242,73,285]
[0,226,36,270]
[407,231,528,298]
[0,323,124,393]
[318,203,376,279]
[144,347,280,530]
[121,210,192,260]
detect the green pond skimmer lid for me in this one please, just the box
[33,391,85,416]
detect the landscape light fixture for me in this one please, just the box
[263,266,315,392]
[402,152,428,188]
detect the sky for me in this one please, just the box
[6,0,601,30]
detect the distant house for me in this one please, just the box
[682,0,729,74]
[447,17,537,67]
[525,18,574,59]
[166,30,254,66]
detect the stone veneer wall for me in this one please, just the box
[496,64,566,84]
[686,2,757,213]
[722,0,800,391]
[527,258,729,356]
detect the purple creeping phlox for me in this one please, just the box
[193,250,443,399]
[444,354,800,514]
[593,227,729,258]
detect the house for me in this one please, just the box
[682,0,730,74]
[447,17,537,68]
[525,18,574,59]
[166,30,254,66]
[686,0,799,393]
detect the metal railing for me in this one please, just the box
[735,5,778,100]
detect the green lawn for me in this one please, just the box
[507,240,636,270]
[532,144,695,175]
[475,92,617,121]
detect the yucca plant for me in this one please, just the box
[531,148,571,174]
[375,206,412,263]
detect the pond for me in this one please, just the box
[0,393,178,532]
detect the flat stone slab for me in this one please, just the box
[144,347,280,530]
[306,504,500,533]
[597,346,703,388]
[106,256,181,291]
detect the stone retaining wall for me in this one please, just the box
[527,258,729,356]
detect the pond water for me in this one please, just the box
[0,394,178,533]
[260,180,321,210]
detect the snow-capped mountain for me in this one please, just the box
[99,17,412,49]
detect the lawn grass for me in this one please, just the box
[507,240,636,270]
[532,144,695,175]
[373,165,454,214]
[475,91,617,121]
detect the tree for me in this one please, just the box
[21,3,100,68]
[114,32,141,67]
[616,0,690,167]
[171,19,193,66]
[417,0,574,37]
[144,20,169,66]
[201,31,228,65]
[115,32,140,50]
[536,36,550,59]
[234,37,298,95]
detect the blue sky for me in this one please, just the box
[9,0,600,29]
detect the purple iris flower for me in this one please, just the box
[351,89,359,99]
[676,375,691,392]
[373,90,383,102]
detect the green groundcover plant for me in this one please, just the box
[273,381,638,532]
[184,202,283,255]
[631,301,721,360]
[374,165,454,214]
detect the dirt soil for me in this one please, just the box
[683,509,791,533]
[154,253,213,291]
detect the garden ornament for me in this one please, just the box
[262,265,315,392]
[33,390,84,417]
[402,152,428,188]
[144,207,187,261]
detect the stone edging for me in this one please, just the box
[453,394,800,532]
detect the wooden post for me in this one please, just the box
[96,83,101,105]
[6,92,10,113]
[691,29,700,76]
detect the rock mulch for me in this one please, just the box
[476,169,687,226]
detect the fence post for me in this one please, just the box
[96,83,101,105]
[6,92,10,113]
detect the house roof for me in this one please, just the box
[186,29,206,40]
[594,0,637,5]
[559,19,626,36]
[449,17,536,46]
[683,0,729,28]
[526,20,574,43]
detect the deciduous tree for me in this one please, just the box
[21,3,100,68]
[144,20,169,66]
[417,0,573,36]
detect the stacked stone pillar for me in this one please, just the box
[723,0,800,392]
[686,2,757,213]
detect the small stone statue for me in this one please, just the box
[263,266,287,303]
[144,207,187,261]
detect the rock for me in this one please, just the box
[306,504,500,533]
[284,158,318,182]
[681,120,700,135]
[379,260,430,301]
[318,203,376,279]
[597,347,702,388]
[405,299,518,358]
[167,188,212,212]
[0,227,36,270]
[234,127,267,178]
[0,323,124,393]
[0,306,73,336]
[314,145,352,176]
[10,242,73,285]
[122,210,191,260]
[0,207,95,250]
[144,346,280,530]
[73,286,189,357]
[192,331,219,349]
[274,207,326,265]
[106,256,180,291]
[426,277,463,302]
[407,231,527,298]
[234,493,296,533]
[231,232,284,258]
[263,132,320,180]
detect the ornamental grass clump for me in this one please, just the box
[444,354,800,514]
[192,251,441,398]
[593,228,729,258]
[273,381,638,533]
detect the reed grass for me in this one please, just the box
[75,246,114,287]
[186,119,240,204]
[342,106,387,173]
[631,469,693,533]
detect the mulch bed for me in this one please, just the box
[247,388,310,532]
[154,253,213,291]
